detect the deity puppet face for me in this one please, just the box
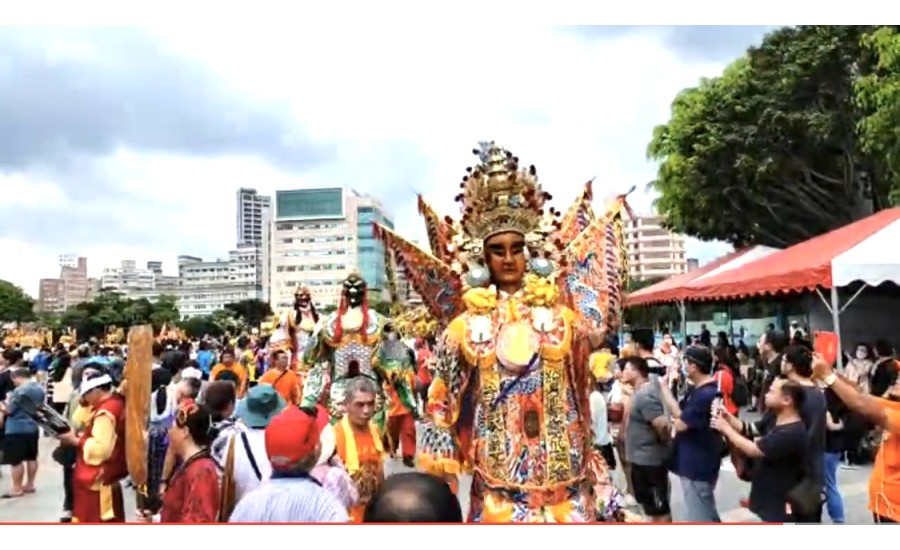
[294,287,312,308]
[483,231,527,289]
[342,273,367,308]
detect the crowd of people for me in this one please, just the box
[0,335,460,523]
[587,325,900,524]
[1,141,899,524]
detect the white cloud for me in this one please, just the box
[5,25,739,296]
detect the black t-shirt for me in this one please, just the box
[870,358,898,397]
[0,368,13,402]
[0,368,13,436]
[757,385,826,488]
[749,420,807,522]
[824,388,848,453]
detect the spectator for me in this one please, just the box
[658,346,722,522]
[229,406,348,523]
[713,379,810,522]
[229,385,286,500]
[813,354,900,523]
[364,473,463,522]
[622,356,672,522]
[2,368,45,498]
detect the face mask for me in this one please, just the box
[856,350,867,360]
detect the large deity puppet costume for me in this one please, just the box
[269,286,319,378]
[373,142,636,523]
[301,273,417,433]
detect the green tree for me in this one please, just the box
[649,25,892,248]
[0,280,36,322]
[224,299,273,328]
[149,295,181,328]
[57,291,183,340]
[856,27,900,206]
[209,309,240,334]
[37,311,62,331]
[180,315,223,339]
[627,277,666,294]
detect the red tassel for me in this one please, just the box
[360,300,370,344]
[333,295,348,342]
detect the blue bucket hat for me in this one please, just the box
[236,385,286,429]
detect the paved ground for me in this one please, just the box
[0,424,877,523]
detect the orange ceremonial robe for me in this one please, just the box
[335,416,385,522]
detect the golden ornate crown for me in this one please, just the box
[456,141,555,243]
[449,142,564,276]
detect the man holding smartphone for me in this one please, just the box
[657,346,723,522]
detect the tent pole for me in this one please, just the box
[679,300,687,346]
[830,286,844,370]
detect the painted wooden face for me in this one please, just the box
[295,288,312,308]
[483,231,527,289]
[342,274,367,308]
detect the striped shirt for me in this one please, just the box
[228,478,349,523]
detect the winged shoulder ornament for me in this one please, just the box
[372,223,464,323]
[553,179,596,245]
[561,186,635,334]
[417,194,457,263]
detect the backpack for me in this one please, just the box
[731,374,751,408]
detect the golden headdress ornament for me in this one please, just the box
[451,141,563,283]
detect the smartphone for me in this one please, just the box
[712,369,724,416]
[814,332,839,366]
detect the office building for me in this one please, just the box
[101,260,157,292]
[236,187,271,246]
[269,187,394,310]
[623,213,688,280]
[175,246,263,318]
[686,258,700,272]
[260,204,273,303]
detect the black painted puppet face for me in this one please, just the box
[343,273,367,308]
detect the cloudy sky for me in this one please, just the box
[0,25,777,296]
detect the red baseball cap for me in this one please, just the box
[265,407,321,470]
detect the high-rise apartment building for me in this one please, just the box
[268,187,394,310]
[39,255,91,312]
[236,187,271,246]
[623,213,688,281]
[37,278,64,313]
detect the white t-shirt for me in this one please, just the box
[230,428,272,502]
[589,390,612,446]
[607,381,624,439]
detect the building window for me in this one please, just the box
[276,188,343,219]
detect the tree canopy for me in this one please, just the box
[0,280,36,323]
[856,27,900,206]
[57,291,181,340]
[649,25,899,249]
[223,299,273,328]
